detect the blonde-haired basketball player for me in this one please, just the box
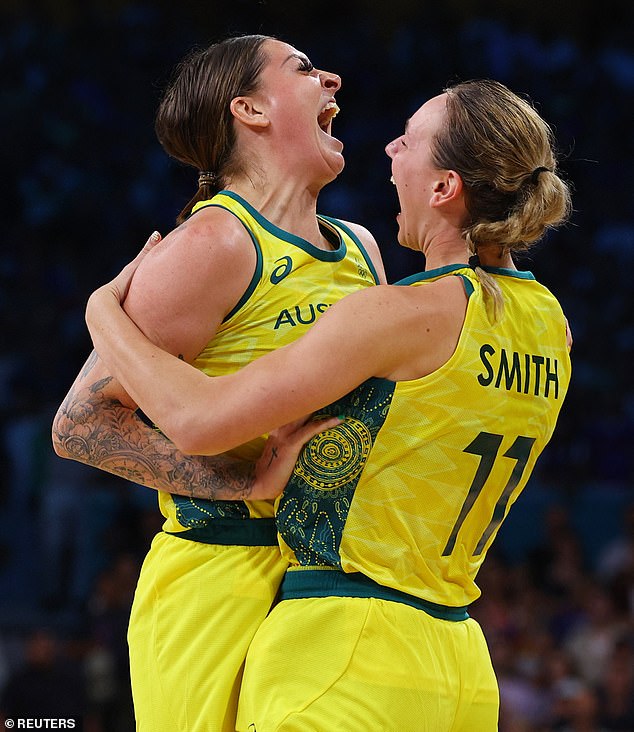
[85,79,572,731]
[52,35,384,732]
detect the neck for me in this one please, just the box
[226,176,332,250]
[422,236,516,271]
[422,235,469,271]
[476,247,516,269]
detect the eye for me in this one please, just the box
[400,138,407,148]
[297,58,315,74]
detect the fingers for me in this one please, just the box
[144,230,162,252]
[565,317,573,351]
[293,416,342,447]
[99,230,162,306]
[130,231,162,265]
[250,416,343,501]
[134,231,162,263]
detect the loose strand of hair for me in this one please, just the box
[476,267,505,323]
[466,232,505,324]
[176,182,220,225]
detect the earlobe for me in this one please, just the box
[230,96,270,129]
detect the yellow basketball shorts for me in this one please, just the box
[128,530,288,732]
[236,586,499,731]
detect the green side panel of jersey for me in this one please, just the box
[276,377,396,567]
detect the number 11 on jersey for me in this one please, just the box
[442,432,536,557]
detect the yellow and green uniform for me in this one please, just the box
[129,191,379,732]
[159,190,378,540]
[237,264,571,732]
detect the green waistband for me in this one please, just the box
[165,518,278,546]
[280,569,469,621]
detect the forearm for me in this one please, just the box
[52,371,256,501]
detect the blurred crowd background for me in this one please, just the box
[1,1,633,730]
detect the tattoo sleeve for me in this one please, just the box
[52,354,255,501]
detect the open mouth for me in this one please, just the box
[318,100,340,134]
[389,175,401,219]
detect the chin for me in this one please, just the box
[320,153,345,185]
[332,155,345,177]
[397,234,419,252]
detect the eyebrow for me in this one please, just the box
[404,117,411,132]
[282,52,311,67]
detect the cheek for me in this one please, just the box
[270,85,311,122]
[394,156,418,189]
[279,99,314,138]
[397,169,418,206]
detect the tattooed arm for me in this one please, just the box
[52,219,266,500]
[52,350,337,501]
[52,350,257,500]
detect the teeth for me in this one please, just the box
[390,176,395,185]
[318,101,340,131]
[323,101,340,117]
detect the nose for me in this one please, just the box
[318,69,342,93]
[385,138,398,159]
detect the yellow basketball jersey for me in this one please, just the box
[159,191,380,536]
[276,264,571,607]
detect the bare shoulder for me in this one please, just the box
[323,283,414,336]
[390,275,469,334]
[336,218,386,283]
[328,276,468,380]
[336,218,375,243]
[382,275,469,380]
[412,273,470,309]
[136,205,254,277]
[333,274,466,315]
[123,206,257,358]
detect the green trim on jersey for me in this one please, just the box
[485,265,536,279]
[280,569,470,621]
[319,215,381,285]
[197,190,349,262]
[165,518,278,546]
[189,202,265,324]
[396,264,536,286]
[456,272,475,297]
[274,265,571,606]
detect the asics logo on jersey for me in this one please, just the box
[270,256,294,284]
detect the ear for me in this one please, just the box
[430,170,463,208]
[230,96,270,129]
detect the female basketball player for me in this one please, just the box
[83,79,572,730]
[52,35,384,732]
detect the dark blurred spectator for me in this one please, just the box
[557,682,609,732]
[596,638,634,731]
[564,581,628,687]
[527,506,587,599]
[39,451,106,612]
[84,553,138,730]
[0,628,88,721]
[597,503,634,587]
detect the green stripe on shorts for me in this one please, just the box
[280,568,469,621]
